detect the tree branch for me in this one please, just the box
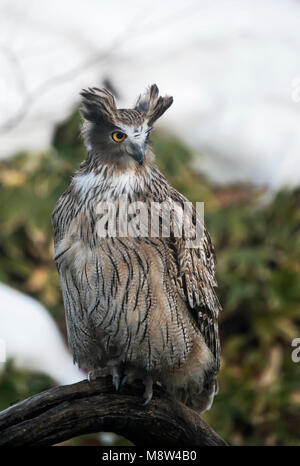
[0,378,227,446]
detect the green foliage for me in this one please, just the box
[0,360,55,412]
[0,110,299,445]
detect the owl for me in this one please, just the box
[52,84,222,412]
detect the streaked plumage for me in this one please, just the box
[52,84,221,412]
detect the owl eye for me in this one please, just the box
[112,131,127,143]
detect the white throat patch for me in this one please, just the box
[74,168,148,201]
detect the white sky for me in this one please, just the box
[0,0,300,188]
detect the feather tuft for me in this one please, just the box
[135,84,173,125]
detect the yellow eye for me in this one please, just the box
[112,131,126,143]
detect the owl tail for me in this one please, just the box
[168,375,218,413]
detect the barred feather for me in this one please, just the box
[52,84,221,413]
[135,84,173,125]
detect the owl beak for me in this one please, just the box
[126,142,145,165]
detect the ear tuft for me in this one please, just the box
[80,87,117,125]
[135,84,173,125]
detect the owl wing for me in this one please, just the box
[52,185,79,248]
[167,187,222,367]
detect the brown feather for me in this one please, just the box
[135,84,173,125]
[53,85,221,413]
[80,87,118,125]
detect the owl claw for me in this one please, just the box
[142,395,152,407]
[142,376,153,407]
[120,375,128,386]
[113,374,120,391]
[87,367,109,383]
[110,365,121,391]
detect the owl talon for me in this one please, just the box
[121,375,128,386]
[87,367,109,383]
[142,376,153,406]
[110,365,121,391]
[142,395,152,407]
[113,374,120,391]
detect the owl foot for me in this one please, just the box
[107,359,122,392]
[87,367,109,383]
[111,367,120,391]
[142,375,153,406]
[120,375,128,387]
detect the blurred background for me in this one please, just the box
[0,0,299,446]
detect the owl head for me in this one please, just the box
[80,84,173,168]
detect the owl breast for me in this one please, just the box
[54,191,217,412]
[56,222,211,373]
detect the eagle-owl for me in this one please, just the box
[52,84,221,412]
